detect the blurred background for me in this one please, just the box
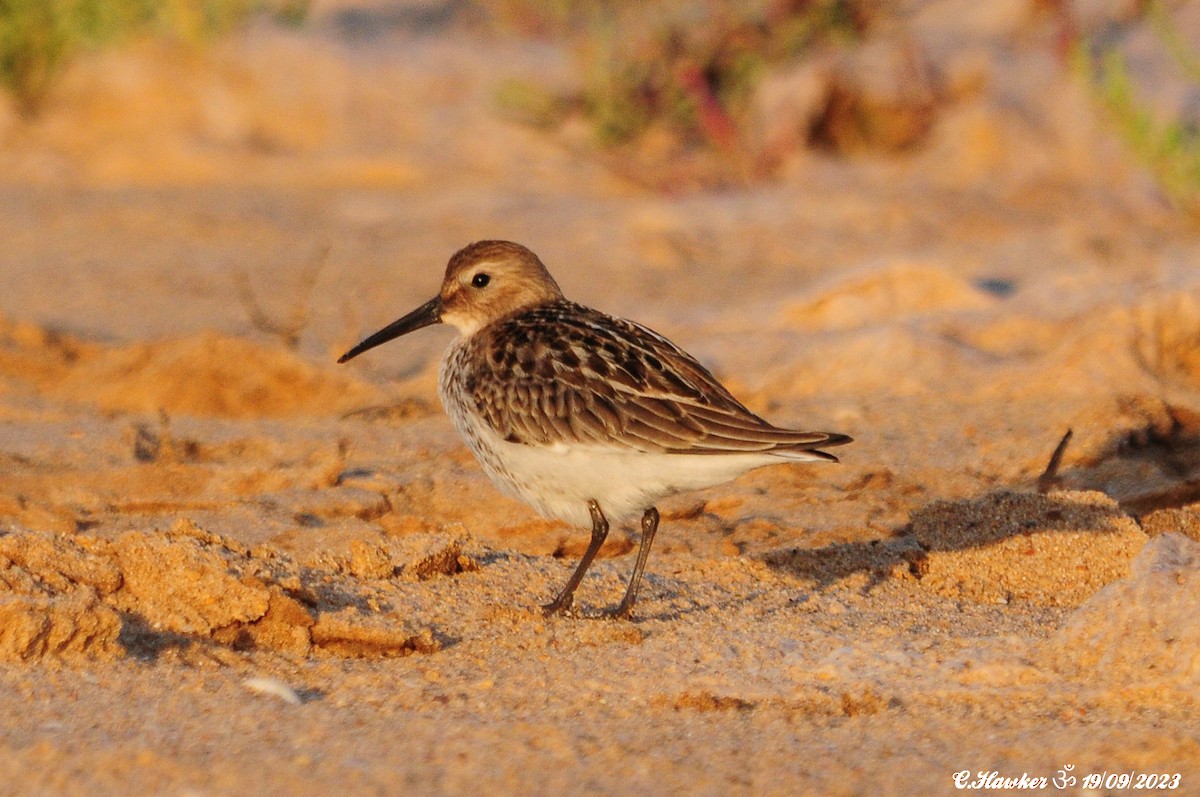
[4,6,1200,788]
[0,0,1197,367]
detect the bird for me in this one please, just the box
[339,241,851,618]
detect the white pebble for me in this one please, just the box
[244,676,302,706]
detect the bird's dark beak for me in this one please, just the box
[337,296,443,363]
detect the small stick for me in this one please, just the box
[235,243,331,348]
[1037,428,1073,493]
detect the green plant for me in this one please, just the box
[578,0,863,149]
[490,0,865,157]
[0,0,309,117]
[1075,3,1200,220]
[0,0,93,116]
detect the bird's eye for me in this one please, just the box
[471,273,490,288]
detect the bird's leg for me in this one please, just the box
[542,499,609,616]
[611,506,660,619]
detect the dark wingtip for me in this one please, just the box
[806,433,853,462]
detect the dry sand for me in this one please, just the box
[1,1,1200,794]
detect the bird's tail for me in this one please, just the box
[771,432,853,463]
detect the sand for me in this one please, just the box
[1,0,1199,794]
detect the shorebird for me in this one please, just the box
[339,241,851,618]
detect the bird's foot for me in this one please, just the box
[541,594,575,616]
[604,600,636,621]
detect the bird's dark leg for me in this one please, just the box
[542,499,609,616]
[611,506,660,619]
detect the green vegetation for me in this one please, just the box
[1075,2,1200,221]
[0,0,308,117]
[585,0,861,149]
[491,0,865,152]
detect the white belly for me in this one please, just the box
[437,345,791,526]
[461,428,786,526]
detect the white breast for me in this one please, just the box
[437,340,794,527]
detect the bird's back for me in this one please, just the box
[446,300,851,459]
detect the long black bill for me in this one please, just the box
[337,295,442,363]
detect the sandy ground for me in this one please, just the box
[2,1,1200,794]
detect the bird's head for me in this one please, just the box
[337,240,563,363]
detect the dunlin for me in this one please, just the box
[339,241,851,617]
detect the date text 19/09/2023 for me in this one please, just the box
[954,768,1182,791]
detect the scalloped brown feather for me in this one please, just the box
[449,300,851,458]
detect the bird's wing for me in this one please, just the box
[460,302,851,458]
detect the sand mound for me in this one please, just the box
[779,260,995,331]
[104,529,274,635]
[0,317,91,390]
[0,520,452,662]
[0,318,382,418]
[0,530,124,662]
[0,588,123,663]
[908,490,1146,606]
[762,490,1148,603]
[1142,506,1200,542]
[1047,532,1200,691]
[56,332,382,418]
[1131,291,1200,392]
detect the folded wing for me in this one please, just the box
[461,302,852,459]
